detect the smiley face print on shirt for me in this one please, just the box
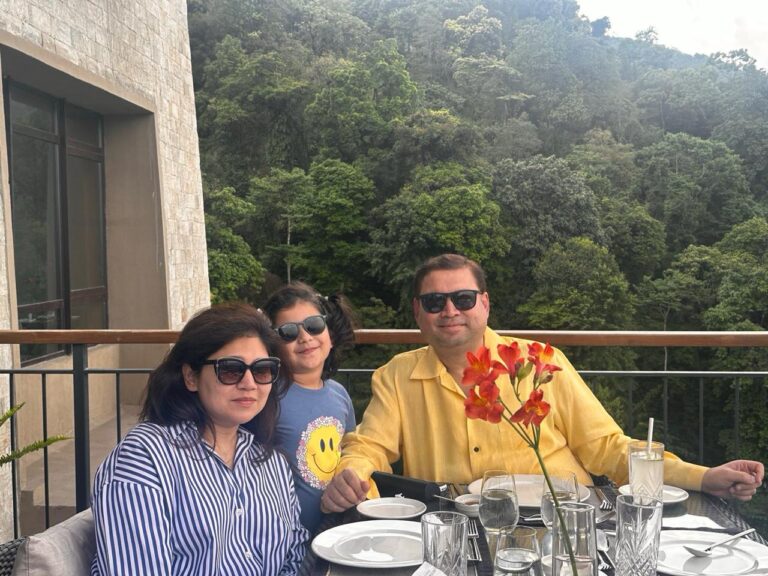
[297,416,345,489]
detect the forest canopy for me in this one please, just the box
[188,0,768,487]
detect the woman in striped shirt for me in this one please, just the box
[90,303,309,575]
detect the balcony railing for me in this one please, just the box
[0,329,766,537]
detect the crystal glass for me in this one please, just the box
[541,472,578,530]
[628,440,664,502]
[421,511,468,576]
[615,494,663,576]
[551,502,597,576]
[479,470,519,557]
[494,525,542,576]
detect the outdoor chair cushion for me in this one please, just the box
[11,508,95,576]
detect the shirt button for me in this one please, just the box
[473,446,480,453]
[235,508,243,517]
[244,549,252,560]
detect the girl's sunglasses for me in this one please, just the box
[200,357,281,385]
[274,314,327,342]
[418,289,481,314]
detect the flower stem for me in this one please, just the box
[536,452,579,576]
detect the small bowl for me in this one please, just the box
[455,493,480,517]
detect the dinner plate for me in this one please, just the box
[467,474,590,508]
[657,529,768,576]
[311,520,423,568]
[356,497,427,519]
[618,484,690,505]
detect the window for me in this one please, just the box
[6,82,107,361]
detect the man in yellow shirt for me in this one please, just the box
[321,254,765,512]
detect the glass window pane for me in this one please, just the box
[18,308,64,362]
[67,155,106,291]
[10,86,57,133]
[10,134,62,306]
[66,106,102,148]
[71,297,107,330]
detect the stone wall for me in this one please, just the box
[0,0,209,539]
[0,0,209,328]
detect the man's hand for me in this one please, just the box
[320,468,371,513]
[701,460,765,501]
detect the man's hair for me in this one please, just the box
[412,253,487,296]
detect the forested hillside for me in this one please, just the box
[187,0,767,520]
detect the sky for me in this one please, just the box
[576,0,768,71]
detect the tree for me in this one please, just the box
[289,159,376,294]
[599,198,666,286]
[633,133,757,252]
[368,163,508,311]
[205,187,265,303]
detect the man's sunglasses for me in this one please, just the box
[274,314,327,342]
[418,289,481,314]
[200,357,281,385]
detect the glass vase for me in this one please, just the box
[551,502,598,576]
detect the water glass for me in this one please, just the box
[421,511,468,576]
[479,470,519,555]
[541,473,579,530]
[551,502,597,576]
[628,440,664,502]
[495,525,542,576]
[615,494,663,576]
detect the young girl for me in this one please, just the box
[91,303,308,575]
[262,282,357,533]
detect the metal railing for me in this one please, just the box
[0,329,765,536]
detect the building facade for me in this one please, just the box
[0,0,210,538]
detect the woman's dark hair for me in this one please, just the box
[262,281,357,380]
[140,302,289,460]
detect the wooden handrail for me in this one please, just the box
[0,329,766,346]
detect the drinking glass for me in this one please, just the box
[615,494,663,576]
[541,473,579,530]
[628,440,664,502]
[551,502,597,576]
[479,470,519,556]
[421,511,468,576]
[494,525,542,576]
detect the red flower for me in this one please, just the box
[510,388,550,427]
[528,342,562,379]
[465,385,504,423]
[497,342,524,375]
[462,347,504,388]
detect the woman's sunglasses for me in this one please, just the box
[418,289,481,314]
[200,357,281,385]
[274,314,327,342]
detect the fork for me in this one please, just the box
[594,487,614,511]
[467,518,479,538]
[467,536,482,562]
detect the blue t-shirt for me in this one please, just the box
[275,379,356,533]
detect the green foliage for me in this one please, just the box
[0,403,69,467]
[190,5,768,534]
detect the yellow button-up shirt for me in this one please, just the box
[339,328,707,492]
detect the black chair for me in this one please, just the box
[0,538,25,576]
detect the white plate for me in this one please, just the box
[618,484,690,505]
[468,474,590,508]
[356,497,427,519]
[657,529,767,576]
[311,520,422,568]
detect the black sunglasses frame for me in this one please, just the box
[200,356,281,385]
[274,314,328,342]
[418,289,482,314]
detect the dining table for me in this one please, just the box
[298,479,767,576]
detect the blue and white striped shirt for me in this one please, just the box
[90,422,309,575]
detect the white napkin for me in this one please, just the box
[662,513,727,531]
[412,562,448,576]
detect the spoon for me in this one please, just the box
[683,528,756,557]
